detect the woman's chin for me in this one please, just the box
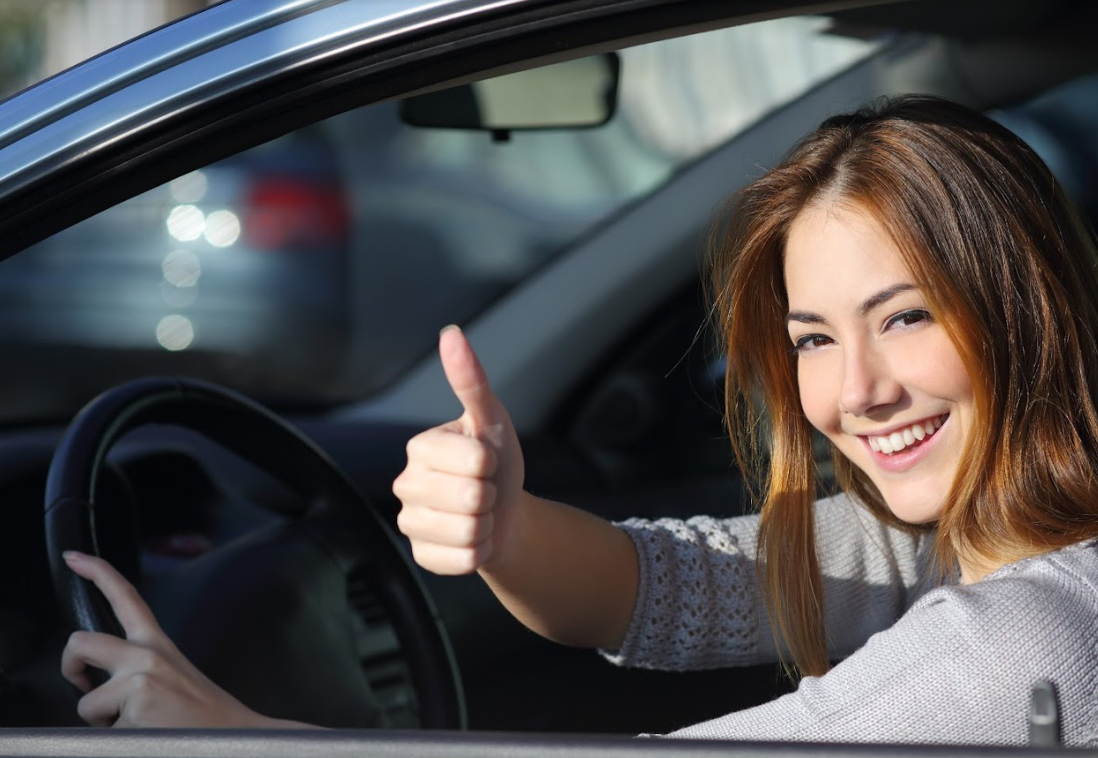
[881,492,946,525]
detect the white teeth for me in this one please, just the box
[868,416,946,455]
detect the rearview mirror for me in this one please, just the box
[400,53,619,133]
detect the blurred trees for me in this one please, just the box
[0,0,207,101]
[0,0,44,99]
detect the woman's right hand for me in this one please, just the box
[393,325,526,575]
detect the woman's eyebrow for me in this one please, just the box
[785,283,917,325]
[785,310,826,326]
[858,283,916,315]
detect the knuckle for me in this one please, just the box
[476,480,498,513]
[463,481,485,511]
[471,538,495,567]
[67,630,91,650]
[409,543,445,574]
[126,671,150,697]
[481,445,499,477]
[391,471,410,499]
[475,512,495,543]
[408,542,430,566]
[469,444,494,476]
[132,648,162,674]
[411,542,481,575]
[395,506,416,537]
[129,670,157,696]
[404,434,427,460]
[458,518,478,546]
[76,695,98,723]
[462,513,492,545]
[452,548,482,574]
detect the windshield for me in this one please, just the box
[0,16,878,424]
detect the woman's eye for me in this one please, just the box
[791,334,831,354]
[884,309,931,331]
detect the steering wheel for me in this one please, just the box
[43,376,465,729]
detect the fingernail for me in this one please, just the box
[440,324,460,336]
[62,551,85,564]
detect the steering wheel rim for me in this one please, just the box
[43,376,465,730]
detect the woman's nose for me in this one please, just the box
[839,343,901,416]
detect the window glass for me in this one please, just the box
[0,16,879,423]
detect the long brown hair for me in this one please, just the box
[709,94,1098,677]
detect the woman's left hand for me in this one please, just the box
[59,550,288,728]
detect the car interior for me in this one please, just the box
[0,0,1095,752]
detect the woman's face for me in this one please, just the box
[783,202,974,524]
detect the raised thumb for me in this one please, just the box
[439,325,504,443]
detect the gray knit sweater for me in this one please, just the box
[606,493,1098,747]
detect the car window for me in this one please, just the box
[0,16,878,423]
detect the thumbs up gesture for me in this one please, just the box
[393,326,526,575]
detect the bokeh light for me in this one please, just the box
[162,249,201,287]
[204,209,241,247]
[166,205,205,241]
[169,171,208,204]
[156,315,195,351]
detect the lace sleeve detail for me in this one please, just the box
[599,493,932,672]
[601,515,761,670]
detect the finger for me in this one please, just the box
[394,469,497,515]
[439,326,505,442]
[62,630,152,690]
[63,552,162,641]
[408,538,494,576]
[403,432,498,479]
[397,505,494,548]
[60,631,97,693]
[76,675,130,727]
[76,668,168,729]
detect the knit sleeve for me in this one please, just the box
[601,492,933,670]
[659,542,1098,746]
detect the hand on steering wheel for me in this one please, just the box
[46,377,465,730]
[60,550,296,728]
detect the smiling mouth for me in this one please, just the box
[865,414,947,455]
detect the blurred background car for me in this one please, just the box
[0,128,353,397]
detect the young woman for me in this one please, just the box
[390,94,1098,744]
[62,95,1098,744]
